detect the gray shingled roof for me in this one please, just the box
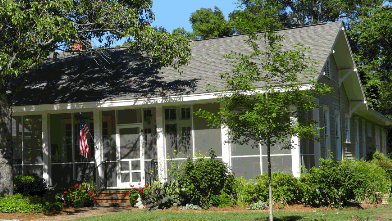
[10,21,342,106]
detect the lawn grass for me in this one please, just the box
[75,205,392,221]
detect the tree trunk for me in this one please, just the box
[0,77,13,196]
[267,136,273,221]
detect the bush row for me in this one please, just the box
[126,151,392,210]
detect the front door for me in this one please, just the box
[116,125,144,188]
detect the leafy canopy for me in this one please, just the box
[0,0,191,83]
[189,6,234,40]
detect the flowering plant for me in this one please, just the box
[63,182,98,207]
[125,183,151,206]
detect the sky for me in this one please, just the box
[104,0,239,47]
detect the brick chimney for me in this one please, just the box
[71,39,91,51]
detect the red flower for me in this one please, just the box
[92,195,96,197]
[90,189,94,193]
[138,183,141,185]
[133,188,136,190]
[68,189,72,192]
[139,188,144,193]
[71,197,73,200]
[64,191,67,194]
[77,196,79,198]
[75,183,79,188]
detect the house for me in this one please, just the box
[9,21,392,190]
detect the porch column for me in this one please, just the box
[156,106,166,183]
[93,110,103,188]
[220,104,231,168]
[42,113,51,186]
[291,116,301,178]
[313,101,321,167]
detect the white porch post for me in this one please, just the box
[313,106,320,167]
[362,119,366,160]
[93,110,103,187]
[221,103,231,168]
[42,113,51,186]
[291,116,301,178]
[156,106,166,183]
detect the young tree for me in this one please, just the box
[0,0,191,196]
[195,2,331,220]
[189,6,234,40]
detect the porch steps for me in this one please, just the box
[96,190,132,207]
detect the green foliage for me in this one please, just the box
[172,27,196,40]
[300,158,391,207]
[246,200,268,210]
[177,149,237,209]
[217,190,234,208]
[239,172,302,205]
[126,188,140,206]
[62,182,99,207]
[0,193,62,213]
[13,174,49,196]
[347,6,392,116]
[371,151,392,189]
[140,184,181,211]
[179,203,201,210]
[189,6,234,40]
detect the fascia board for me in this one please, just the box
[12,84,313,114]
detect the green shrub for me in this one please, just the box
[13,174,49,196]
[300,158,391,207]
[371,152,392,184]
[232,176,248,206]
[177,149,237,209]
[239,172,302,205]
[0,193,62,213]
[140,184,181,211]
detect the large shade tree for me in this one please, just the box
[0,0,191,196]
[195,2,331,220]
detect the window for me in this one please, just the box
[367,122,372,137]
[165,108,176,120]
[323,57,331,78]
[345,116,350,143]
[181,108,190,119]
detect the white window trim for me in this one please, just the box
[323,56,331,78]
[323,106,330,158]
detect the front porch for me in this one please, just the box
[11,102,304,189]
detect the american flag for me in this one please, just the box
[79,114,90,159]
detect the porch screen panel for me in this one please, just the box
[23,115,43,164]
[75,163,95,182]
[262,156,292,174]
[12,116,22,176]
[193,103,222,157]
[75,112,94,162]
[231,157,260,180]
[261,137,292,155]
[102,111,116,161]
[51,113,72,163]
[105,162,117,187]
[232,137,260,156]
[144,108,157,160]
[117,109,141,124]
[51,164,73,184]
